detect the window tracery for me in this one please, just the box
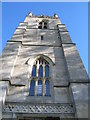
[29,58,50,96]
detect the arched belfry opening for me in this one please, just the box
[38,19,49,29]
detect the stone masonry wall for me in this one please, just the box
[1,13,89,119]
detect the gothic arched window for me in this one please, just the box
[29,58,50,96]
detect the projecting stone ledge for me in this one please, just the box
[3,103,75,115]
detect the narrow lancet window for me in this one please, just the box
[29,80,35,96]
[45,80,50,96]
[37,80,42,96]
[32,65,36,77]
[38,65,43,77]
[45,65,49,77]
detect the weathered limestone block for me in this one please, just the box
[18,46,55,63]
[54,87,72,103]
[0,64,13,80]
[23,29,61,46]
[6,86,27,102]
[19,22,28,26]
[70,83,88,118]
[1,42,20,51]
[0,81,9,104]
[11,35,23,41]
[0,42,21,81]
[57,24,67,32]
[12,34,23,39]
[2,113,13,119]
[48,19,61,29]
[53,78,68,86]
[25,17,39,29]
[52,63,68,86]
[18,23,27,29]
[62,44,88,81]
[53,47,69,86]
[11,65,28,85]
[53,47,64,59]
[57,24,72,43]
[60,32,72,43]
[0,81,9,120]
[10,27,25,42]
[24,29,37,36]
[14,28,26,35]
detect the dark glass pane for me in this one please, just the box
[45,80,50,96]
[44,26,47,29]
[45,65,49,77]
[29,80,35,96]
[39,22,42,25]
[32,65,36,77]
[38,66,43,77]
[44,22,47,25]
[37,80,42,96]
[38,26,42,29]
[41,36,43,40]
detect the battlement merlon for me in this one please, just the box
[24,12,61,24]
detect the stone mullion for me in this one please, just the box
[49,77,51,96]
[42,22,44,29]
[35,77,37,96]
[35,61,39,96]
[49,64,51,96]
[43,61,45,96]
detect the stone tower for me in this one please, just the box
[0,12,89,119]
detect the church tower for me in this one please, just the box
[0,12,89,119]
